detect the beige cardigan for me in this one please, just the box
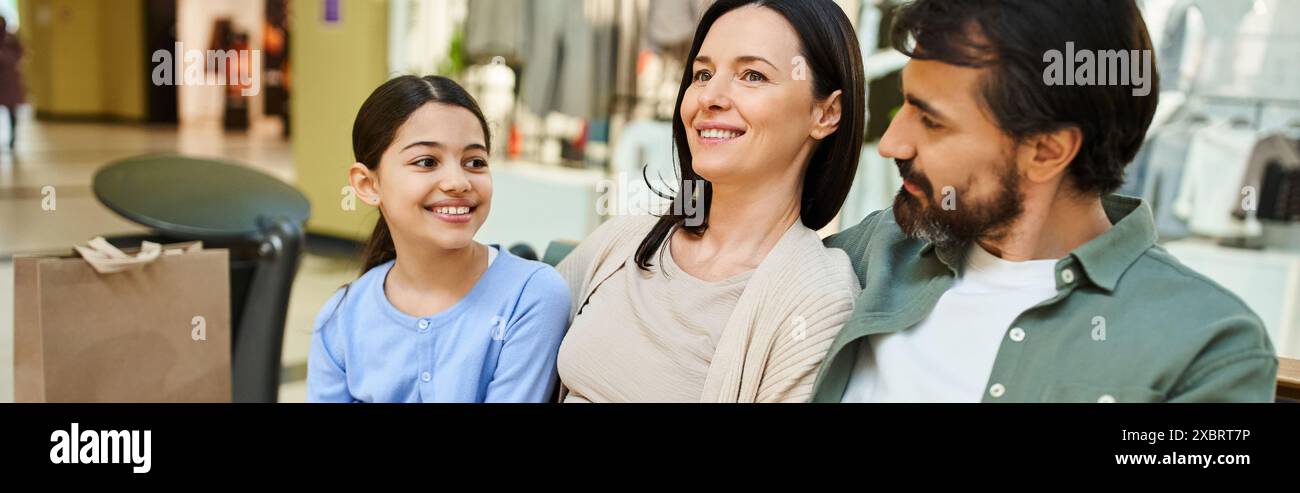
[556,215,861,403]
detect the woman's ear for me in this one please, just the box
[810,89,844,141]
[349,162,381,206]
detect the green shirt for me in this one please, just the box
[813,195,1278,403]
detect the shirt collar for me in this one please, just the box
[919,194,1156,293]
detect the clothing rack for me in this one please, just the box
[1181,94,1300,131]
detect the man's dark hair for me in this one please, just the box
[891,0,1159,195]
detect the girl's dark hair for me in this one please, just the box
[352,75,492,273]
[634,0,866,269]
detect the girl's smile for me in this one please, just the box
[426,198,478,224]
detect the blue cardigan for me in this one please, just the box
[307,247,570,403]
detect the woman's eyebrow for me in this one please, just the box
[734,55,779,72]
[693,55,779,72]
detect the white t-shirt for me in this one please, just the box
[841,244,1060,403]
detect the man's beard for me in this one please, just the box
[892,158,1024,252]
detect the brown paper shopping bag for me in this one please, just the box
[13,238,232,402]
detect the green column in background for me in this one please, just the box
[291,0,389,240]
[18,0,146,121]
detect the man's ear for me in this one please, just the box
[810,89,844,140]
[349,163,381,206]
[1021,125,1083,185]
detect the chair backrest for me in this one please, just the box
[508,243,539,261]
[542,240,579,268]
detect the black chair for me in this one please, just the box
[94,154,310,403]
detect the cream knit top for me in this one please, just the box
[558,236,754,402]
[555,215,860,403]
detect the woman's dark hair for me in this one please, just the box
[890,0,1158,196]
[353,75,492,273]
[634,0,866,269]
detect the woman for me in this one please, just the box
[556,0,866,403]
[307,76,569,403]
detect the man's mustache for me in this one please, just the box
[896,159,934,197]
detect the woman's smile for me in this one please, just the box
[694,121,748,145]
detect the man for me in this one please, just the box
[813,0,1277,402]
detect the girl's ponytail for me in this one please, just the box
[359,215,396,273]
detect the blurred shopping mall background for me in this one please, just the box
[2,0,1300,401]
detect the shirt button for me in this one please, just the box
[1098,394,1116,403]
[1009,327,1026,342]
[989,383,1006,398]
[418,319,430,330]
[421,372,431,382]
[1061,268,1076,284]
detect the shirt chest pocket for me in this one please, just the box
[1042,382,1167,403]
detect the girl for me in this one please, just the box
[307,75,570,403]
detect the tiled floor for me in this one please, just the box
[0,109,354,403]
